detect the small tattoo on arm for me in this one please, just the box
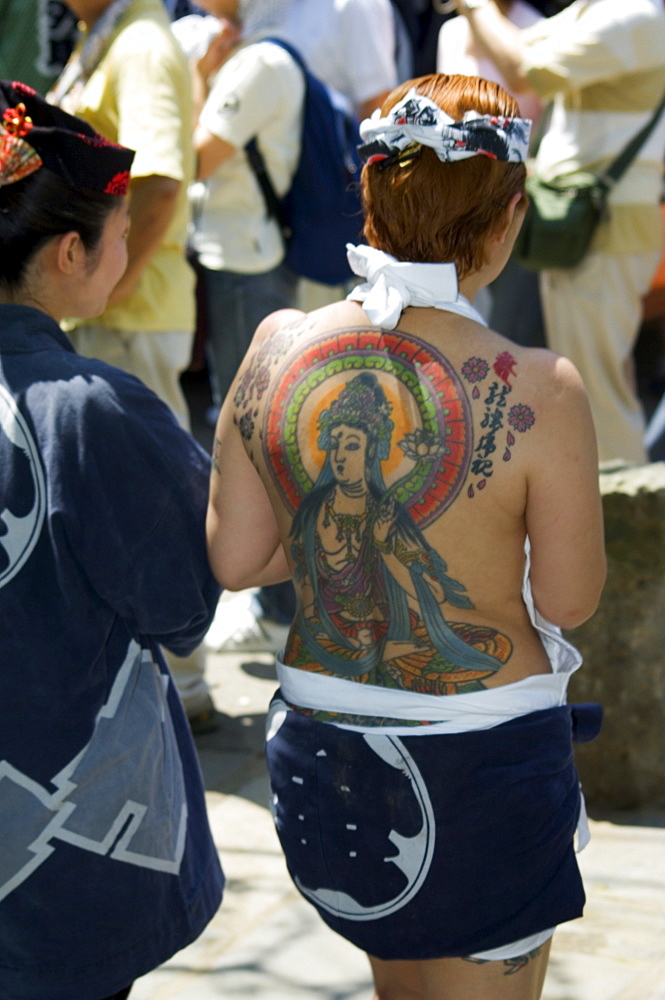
[212,436,222,474]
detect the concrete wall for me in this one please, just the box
[567,462,665,808]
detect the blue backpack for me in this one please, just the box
[245,38,364,286]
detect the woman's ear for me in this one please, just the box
[495,192,527,246]
[55,231,85,276]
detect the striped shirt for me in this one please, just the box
[521,0,665,254]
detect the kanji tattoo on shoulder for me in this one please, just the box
[460,350,535,497]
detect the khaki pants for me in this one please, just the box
[540,250,660,466]
[162,645,211,717]
[71,323,209,712]
[70,325,193,430]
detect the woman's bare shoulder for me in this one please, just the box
[246,301,372,363]
[480,337,589,410]
[251,307,309,346]
[510,346,590,420]
[510,344,583,381]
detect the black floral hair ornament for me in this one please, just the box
[0,80,135,195]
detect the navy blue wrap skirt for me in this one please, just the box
[265,698,602,960]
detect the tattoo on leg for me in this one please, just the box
[503,946,544,975]
[462,945,544,976]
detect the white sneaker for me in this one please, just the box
[205,590,290,654]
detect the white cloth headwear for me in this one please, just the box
[170,14,223,61]
[345,244,488,330]
[238,0,294,37]
[358,89,531,167]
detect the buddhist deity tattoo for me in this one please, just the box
[234,326,535,713]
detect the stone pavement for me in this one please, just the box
[128,635,665,1000]
[134,374,665,997]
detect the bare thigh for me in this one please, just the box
[368,938,552,1000]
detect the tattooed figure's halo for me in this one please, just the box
[263,329,472,526]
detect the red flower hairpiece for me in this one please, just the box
[2,103,34,138]
[1,103,42,187]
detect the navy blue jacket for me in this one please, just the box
[0,305,223,1000]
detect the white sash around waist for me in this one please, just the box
[277,539,582,736]
[275,660,574,736]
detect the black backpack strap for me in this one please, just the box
[259,35,308,74]
[602,87,665,187]
[243,37,307,242]
[244,137,292,240]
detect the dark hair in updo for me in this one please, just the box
[361,74,527,278]
[0,167,118,294]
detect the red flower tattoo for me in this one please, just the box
[493,351,517,387]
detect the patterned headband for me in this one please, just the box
[358,89,531,170]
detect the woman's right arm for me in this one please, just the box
[206,398,290,592]
[190,22,241,179]
[206,310,305,591]
[190,19,240,121]
[525,354,606,629]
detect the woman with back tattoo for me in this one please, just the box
[207,73,606,1000]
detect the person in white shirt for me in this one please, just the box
[446,0,665,464]
[437,0,543,127]
[188,0,302,407]
[437,1,546,346]
[187,0,303,640]
[279,0,399,121]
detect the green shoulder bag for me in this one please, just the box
[513,171,610,271]
[513,91,665,272]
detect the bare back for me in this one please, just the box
[211,296,605,700]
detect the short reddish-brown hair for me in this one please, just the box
[361,74,527,278]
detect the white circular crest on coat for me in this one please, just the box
[297,732,436,921]
[0,384,46,588]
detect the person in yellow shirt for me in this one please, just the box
[52,0,196,430]
[52,0,215,731]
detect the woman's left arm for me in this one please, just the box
[207,399,290,591]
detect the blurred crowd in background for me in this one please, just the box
[1,0,664,717]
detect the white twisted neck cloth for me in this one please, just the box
[358,89,531,168]
[346,244,488,330]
